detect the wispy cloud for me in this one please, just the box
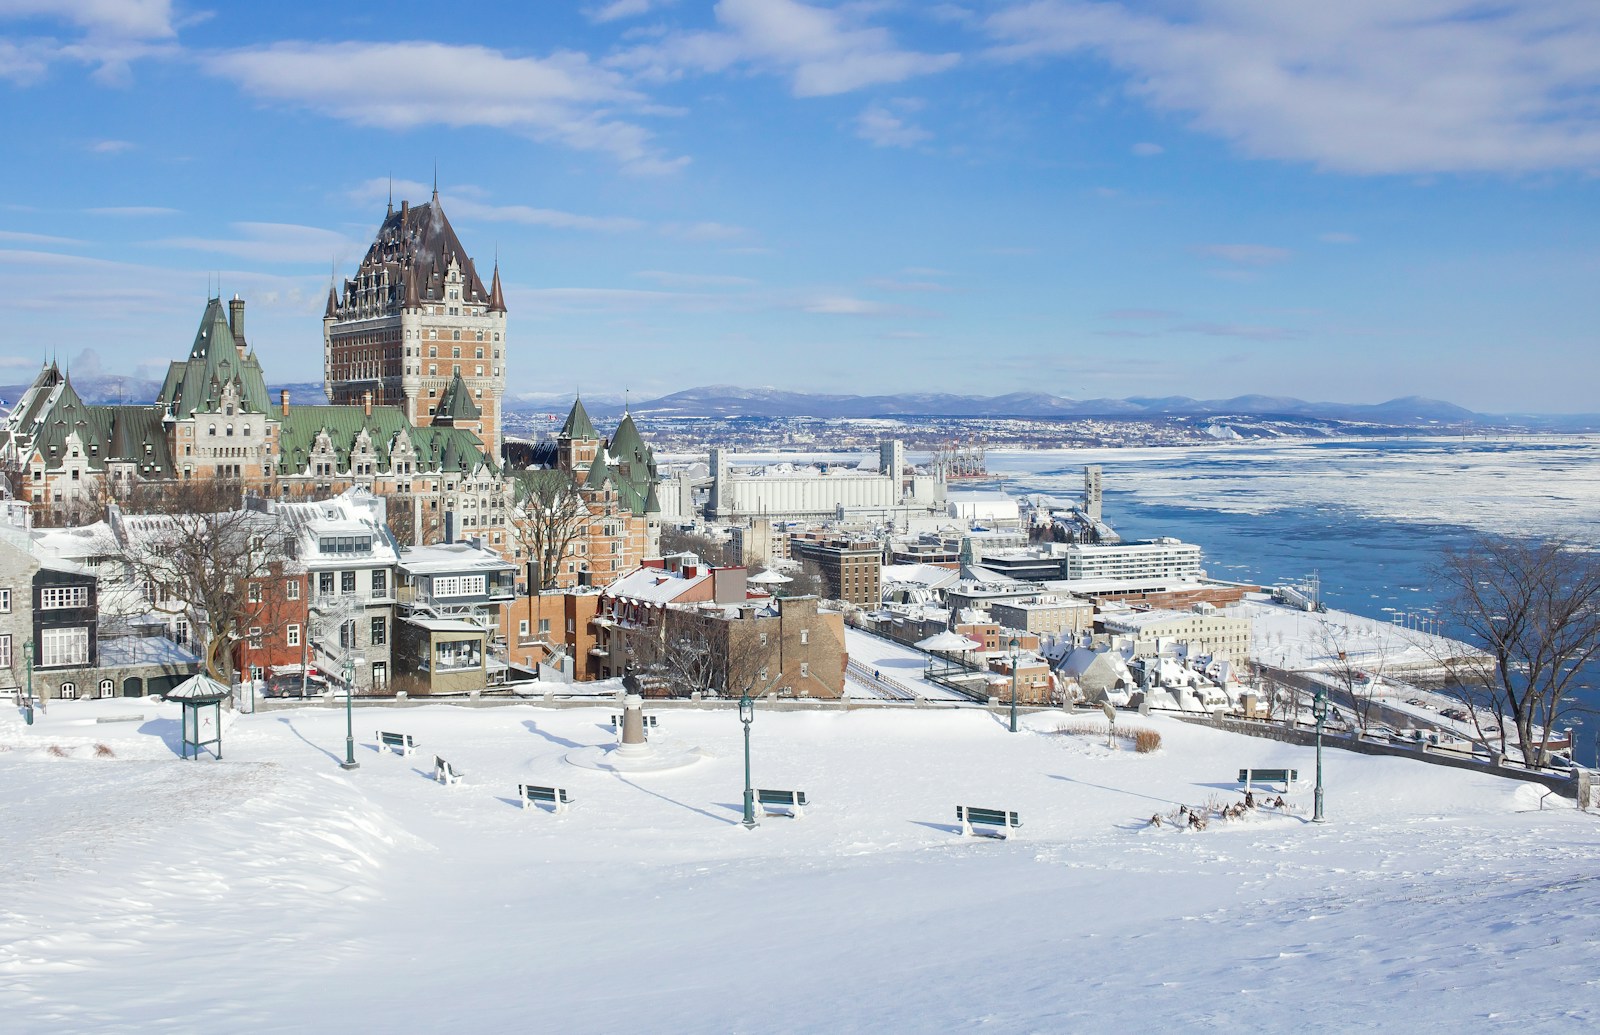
[1103,308,1178,320]
[0,229,84,246]
[661,221,748,241]
[1131,141,1163,156]
[89,138,135,154]
[856,102,931,147]
[634,270,757,288]
[85,205,178,217]
[585,0,674,22]
[205,41,686,174]
[1194,243,1292,266]
[0,1,181,85]
[1174,321,1299,342]
[985,1,1600,175]
[866,277,950,293]
[612,0,959,97]
[1319,231,1360,244]
[157,222,364,265]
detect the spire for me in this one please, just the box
[387,176,393,217]
[560,396,598,441]
[324,282,339,319]
[488,261,507,313]
[432,163,439,203]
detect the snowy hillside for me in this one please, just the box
[3,699,1597,1032]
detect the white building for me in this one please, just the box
[1062,538,1203,582]
[709,441,944,521]
[1098,607,1252,670]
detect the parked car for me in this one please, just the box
[260,675,327,699]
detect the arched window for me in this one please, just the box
[208,425,216,436]
[226,424,234,437]
[59,681,77,700]
[98,678,114,698]
[452,330,461,341]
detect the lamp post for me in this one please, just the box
[340,653,362,771]
[22,640,34,726]
[739,689,757,829]
[1008,636,1021,733]
[1312,687,1328,823]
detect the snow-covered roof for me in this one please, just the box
[98,635,201,668]
[604,566,710,604]
[398,542,515,575]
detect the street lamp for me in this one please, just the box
[340,654,363,771]
[1008,636,1021,733]
[1312,688,1328,823]
[22,640,34,726]
[739,689,757,829]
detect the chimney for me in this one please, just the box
[363,390,373,417]
[280,389,290,417]
[400,199,409,225]
[229,295,246,355]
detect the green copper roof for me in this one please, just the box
[560,397,598,441]
[276,404,496,476]
[156,298,271,418]
[433,371,482,423]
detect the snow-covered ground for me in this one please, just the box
[843,627,972,701]
[5,698,1597,1032]
[1235,597,1462,677]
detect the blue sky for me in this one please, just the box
[1,1,1597,413]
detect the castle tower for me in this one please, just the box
[557,396,600,483]
[324,187,507,459]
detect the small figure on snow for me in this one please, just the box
[1244,790,1256,809]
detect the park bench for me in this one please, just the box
[756,788,807,819]
[435,756,463,785]
[957,805,1021,839]
[376,730,417,756]
[518,783,574,813]
[1238,768,1298,791]
[611,714,659,729]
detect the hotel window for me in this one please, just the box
[40,626,90,667]
[40,586,89,609]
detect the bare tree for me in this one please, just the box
[106,484,290,683]
[1434,536,1600,766]
[510,470,589,591]
[1313,615,1393,734]
[660,526,738,567]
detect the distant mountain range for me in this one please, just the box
[603,385,1485,423]
[7,377,1594,430]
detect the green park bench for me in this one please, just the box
[434,755,464,785]
[518,784,574,813]
[957,805,1021,839]
[1238,768,1298,791]
[376,730,417,756]
[756,788,807,818]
